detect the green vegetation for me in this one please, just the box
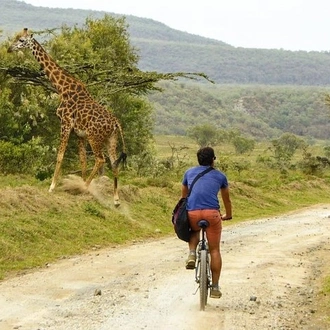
[323,276,330,306]
[319,275,330,324]
[149,82,330,139]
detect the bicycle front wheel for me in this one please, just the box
[199,250,208,311]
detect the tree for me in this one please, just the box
[232,135,255,154]
[187,124,219,147]
[272,133,306,163]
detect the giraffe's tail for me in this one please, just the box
[113,151,126,167]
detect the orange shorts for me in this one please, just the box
[188,209,222,246]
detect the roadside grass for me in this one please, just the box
[323,275,330,305]
[1,175,329,279]
[0,183,173,279]
[324,277,330,316]
[0,136,330,318]
[317,269,330,325]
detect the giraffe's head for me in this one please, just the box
[7,28,34,53]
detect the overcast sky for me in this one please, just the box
[20,0,330,52]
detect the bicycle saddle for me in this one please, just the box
[198,220,210,228]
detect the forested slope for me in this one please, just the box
[149,82,330,140]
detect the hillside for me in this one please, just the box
[149,82,330,139]
[2,0,330,86]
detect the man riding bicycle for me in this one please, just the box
[181,147,232,298]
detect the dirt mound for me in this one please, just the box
[0,185,77,214]
[61,174,140,207]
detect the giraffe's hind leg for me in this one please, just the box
[85,145,105,188]
[87,135,120,206]
[106,133,121,207]
[78,137,87,180]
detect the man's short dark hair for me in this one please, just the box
[197,147,216,166]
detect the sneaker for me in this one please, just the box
[185,253,196,269]
[210,286,222,299]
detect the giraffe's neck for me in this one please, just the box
[30,39,89,97]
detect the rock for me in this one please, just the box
[94,289,102,296]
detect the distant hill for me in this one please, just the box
[2,0,330,86]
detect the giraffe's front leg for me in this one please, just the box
[49,127,71,193]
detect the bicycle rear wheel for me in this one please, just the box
[199,250,208,311]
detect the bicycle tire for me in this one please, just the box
[199,250,208,311]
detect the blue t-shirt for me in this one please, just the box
[182,165,228,211]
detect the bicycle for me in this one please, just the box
[194,219,211,311]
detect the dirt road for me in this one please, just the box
[0,205,329,330]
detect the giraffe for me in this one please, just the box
[8,28,127,206]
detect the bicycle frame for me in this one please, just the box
[195,220,211,310]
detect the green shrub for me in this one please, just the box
[0,138,51,176]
